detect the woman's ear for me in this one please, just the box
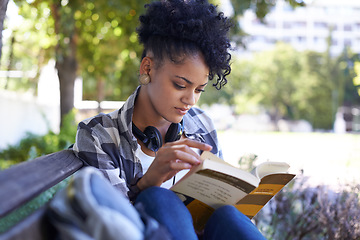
[140,57,152,75]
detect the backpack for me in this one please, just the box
[47,167,171,240]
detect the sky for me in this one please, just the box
[3,0,22,43]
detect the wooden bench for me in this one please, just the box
[0,150,83,240]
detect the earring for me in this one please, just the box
[139,74,150,85]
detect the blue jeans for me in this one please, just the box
[136,187,267,240]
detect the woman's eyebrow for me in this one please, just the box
[175,75,208,86]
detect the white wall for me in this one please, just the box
[0,60,60,149]
[0,90,60,149]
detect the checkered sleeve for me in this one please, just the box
[186,107,223,159]
[72,113,129,195]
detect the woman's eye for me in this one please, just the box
[196,89,205,93]
[174,83,186,89]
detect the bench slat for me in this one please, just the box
[0,150,83,217]
[0,206,56,240]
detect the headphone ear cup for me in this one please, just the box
[165,122,183,143]
[143,126,163,152]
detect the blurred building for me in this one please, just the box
[238,0,360,56]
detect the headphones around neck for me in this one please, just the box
[132,121,183,152]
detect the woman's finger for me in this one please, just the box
[167,138,212,152]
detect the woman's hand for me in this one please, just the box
[137,139,212,190]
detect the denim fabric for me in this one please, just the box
[136,187,267,240]
[204,205,267,240]
[135,187,198,240]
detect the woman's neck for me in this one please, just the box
[133,86,170,134]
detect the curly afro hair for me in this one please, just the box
[137,0,233,89]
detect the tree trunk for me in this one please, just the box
[5,34,15,89]
[97,77,105,113]
[51,2,78,128]
[0,0,10,62]
[56,55,77,127]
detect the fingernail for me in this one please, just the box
[185,163,192,169]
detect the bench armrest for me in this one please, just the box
[0,150,83,217]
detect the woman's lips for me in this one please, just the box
[175,107,190,115]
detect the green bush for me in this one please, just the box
[255,175,360,240]
[238,153,360,239]
[0,110,77,168]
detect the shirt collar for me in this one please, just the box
[183,108,206,143]
[118,86,141,150]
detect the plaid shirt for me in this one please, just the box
[73,86,222,200]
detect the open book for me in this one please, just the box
[170,151,295,231]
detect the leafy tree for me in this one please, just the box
[353,62,360,100]
[241,43,304,123]
[209,42,359,130]
[9,0,148,127]
[297,50,333,129]
[0,0,10,62]
[2,0,304,128]
[342,52,360,106]
[1,2,56,91]
[76,0,146,102]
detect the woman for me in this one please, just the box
[72,0,266,239]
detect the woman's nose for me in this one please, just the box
[182,91,197,106]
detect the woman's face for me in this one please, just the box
[146,53,209,124]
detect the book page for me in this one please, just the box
[171,168,258,208]
[172,151,260,191]
[200,151,231,164]
[252,161,290,179]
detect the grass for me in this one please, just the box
[218,131,360,187]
